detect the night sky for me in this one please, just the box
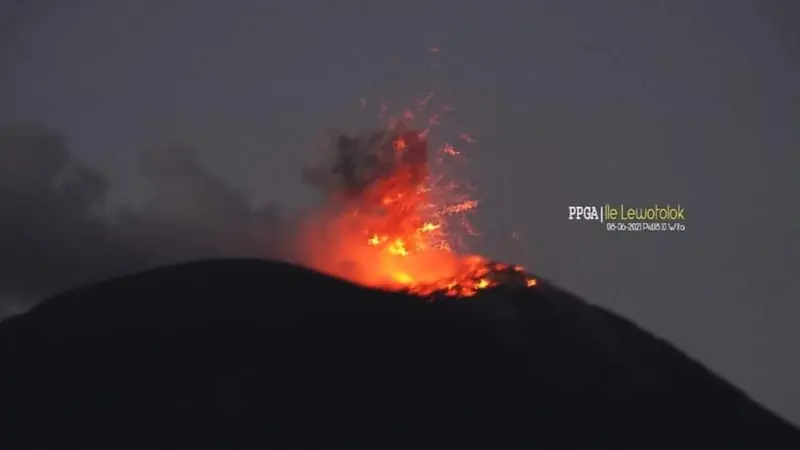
[1,0,798,425]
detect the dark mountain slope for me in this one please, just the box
[0,259,797,449]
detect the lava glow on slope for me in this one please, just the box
[297,100,536,299]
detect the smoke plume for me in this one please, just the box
[0,123,289,317]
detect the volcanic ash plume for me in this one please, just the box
[296,121,535,298]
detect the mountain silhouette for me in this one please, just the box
[0,259,797,449]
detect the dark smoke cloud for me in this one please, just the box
[0,123,289,317]
[301,122,427,198]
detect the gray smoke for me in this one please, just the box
[0,123,289,318]
[301,122,429,198]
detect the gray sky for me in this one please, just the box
[1,0,798,425]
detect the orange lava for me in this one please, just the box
[297,103,535,298]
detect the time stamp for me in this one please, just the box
[604,222,686,232]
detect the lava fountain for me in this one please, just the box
[296,106,535,298]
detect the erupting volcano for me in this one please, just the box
[298,105,536,298]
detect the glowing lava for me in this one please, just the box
[298,104,535,298]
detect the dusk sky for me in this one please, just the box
[1,0,798,425]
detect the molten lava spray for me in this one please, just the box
[297,109,535,298]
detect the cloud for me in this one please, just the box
[0,123,289,316]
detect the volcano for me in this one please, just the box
[0,259,797,449]
[297,121,536,298]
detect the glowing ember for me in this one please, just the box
[297,102,535,298]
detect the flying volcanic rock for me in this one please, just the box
[297,122,537,298]
[0,259,798,449]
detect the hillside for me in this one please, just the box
[0,259,797,449]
